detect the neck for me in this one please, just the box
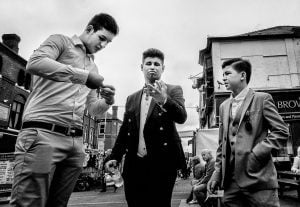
[232,84,247,97]
[79,34,91,54]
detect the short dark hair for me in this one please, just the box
[222,58,252,84]
[88,13,119,35]
[142,48,164,63]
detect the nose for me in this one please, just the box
[100,41,108,48]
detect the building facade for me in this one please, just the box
[83,105,122,152]
[195,26,300,158]
[0,34,32,153]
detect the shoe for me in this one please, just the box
[188,200,198,204]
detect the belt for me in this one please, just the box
[22,121,83,137]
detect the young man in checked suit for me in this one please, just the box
[207,58,289,207]
[106,48,187,207]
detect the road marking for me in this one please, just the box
[68,199,183,206]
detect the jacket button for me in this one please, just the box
[160,127,163,131]
[232,132,236,136]
[158,113,162,116]
[223,155,226,158]
[128,119,131,122]
[128,132,130,136]
[163,142,168,146]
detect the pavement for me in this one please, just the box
[0,177,299,206]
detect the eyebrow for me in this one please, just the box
[99,35,112,43]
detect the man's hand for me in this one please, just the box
[86,72,104,89]
[146,80,167,105]
[207,179,219,194]
[105,160,118,173]
[100,85,115,105]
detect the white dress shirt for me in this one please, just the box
[137,92,152,157]
[230,87,249,119]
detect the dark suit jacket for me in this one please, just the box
[109,84,187,178]
[210,89,289,190]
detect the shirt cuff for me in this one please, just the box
[70,65,89,84]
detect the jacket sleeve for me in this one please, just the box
[252,94,289,161]
[210,105,223,183]
[108,97,130,163]
[163,85,187,124]
[199,160,215,184]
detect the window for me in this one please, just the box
[83,125,89,144]
[99,122,105,134]
[17,69,25,86]
[9,100,24,129]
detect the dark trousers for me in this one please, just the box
[123,156,177,207]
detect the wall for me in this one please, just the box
[212,38,300,92]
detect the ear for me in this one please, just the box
[86,25,94,33]
[162,65,165,72]
[140,64,143,71]
[241,71,246,81]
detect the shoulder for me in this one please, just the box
[253,91,272,99]
[220,98,230,108]
[44,34,71,47]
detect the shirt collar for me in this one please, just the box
[230,86,249,102]
[71,35,94,60]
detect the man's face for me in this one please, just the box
[84,27,115,54]
[201,152,210,162]
[222,65,244,91]
[141,57,164,84]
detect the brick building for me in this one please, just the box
[0,34,32,153]
[83,105,122,152]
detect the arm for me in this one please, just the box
[27,34,104,89]
[208,106,223,193]
[107,97,131,163]
[199,160,215,185]
[163,85,187,124]
[86,89,110,116]
[252,94,289,161]
[26,34,89,84]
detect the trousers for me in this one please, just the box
[123,156,177,207]
[10,128,85,207]
[223,179,280,207]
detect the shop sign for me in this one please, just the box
[271,92,300,121]
[0,103,10,122]
[0,160,14,184]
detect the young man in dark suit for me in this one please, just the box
[106,48,187,207]
[207,58,289,207]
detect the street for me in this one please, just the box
[1,178,299,206]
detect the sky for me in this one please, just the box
[1,0,300,133]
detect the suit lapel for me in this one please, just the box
[145,99,156,123]
[223,99,231,138]
[237,89,255,129]
[135,89,143,130]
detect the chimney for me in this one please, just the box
[2,34,21,54]
[112,105,118,119]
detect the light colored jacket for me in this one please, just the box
[210,89,289,190]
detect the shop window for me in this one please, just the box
[9,99,24,130]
